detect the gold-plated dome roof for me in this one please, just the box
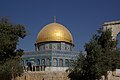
[36,22,74,44]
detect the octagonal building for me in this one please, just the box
[22,20,79,72]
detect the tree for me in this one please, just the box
[0,17,27,80]
[68,29,120,80]
[97,29,120,80]
[68,52,86,80]
[0,59,24,80]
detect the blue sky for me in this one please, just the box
[0,0,120,51]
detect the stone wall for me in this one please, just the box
[16,71,70,80]
[16,71,120,80]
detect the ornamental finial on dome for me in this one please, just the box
[54,16,56,23]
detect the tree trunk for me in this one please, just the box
[104,73,108,80]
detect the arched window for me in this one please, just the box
[65,59,69,67]
[47,58,50,66]
[36,59,40,65]
[59,59,63,67]
[27,62,32,71]
[42,59,45,65]
[57,43,60,50]
[45,44,49,50]
[53,58,57,67]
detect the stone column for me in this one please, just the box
[45,58,46,65]
[39,66,41,71]
[35,66,36,71]
[58,58,59,67]
[31,65,33,71]
[63,58,65,67]
[25,66,27,71]
[51,57,53,67]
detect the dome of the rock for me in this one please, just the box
[36,22,74,45]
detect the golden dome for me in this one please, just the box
[36,22,74,44]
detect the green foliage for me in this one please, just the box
[0,17,27,80]
[97,29,119,77]
[68,29,120,80]
[68,52,86,80]
[0,60,23,80]
[0,18,26,62]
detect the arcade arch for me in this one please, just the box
[103,20,120,47]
